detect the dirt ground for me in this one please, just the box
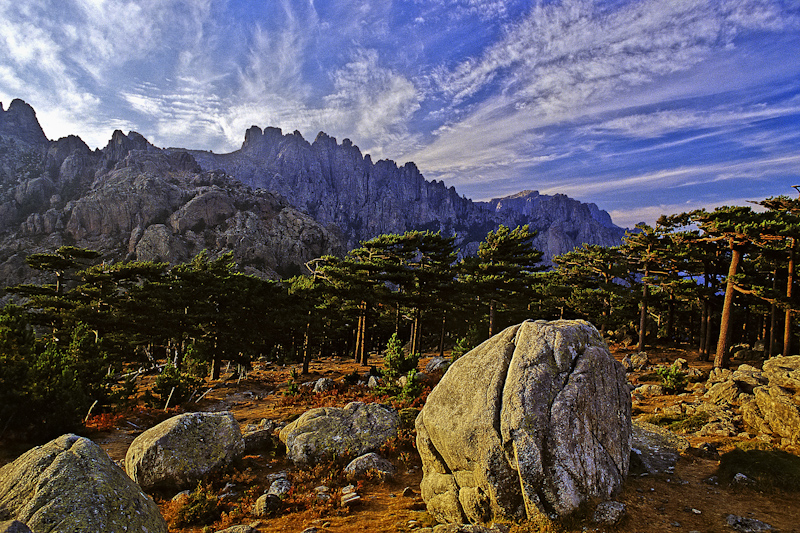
[2,343,799,533]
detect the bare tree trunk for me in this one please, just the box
[715,244,743,368]
[699,299,708,357]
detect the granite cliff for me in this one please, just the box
[190,126,626,262]
[0,98,626,290]
[0,99,342,288]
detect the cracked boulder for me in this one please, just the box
[278,402,399,465]
[0,434,166,533]
[415,319,631,525]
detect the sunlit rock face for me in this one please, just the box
[416,319,632,525]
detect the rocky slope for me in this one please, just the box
[0,99,342,288]
[190,127,626,263]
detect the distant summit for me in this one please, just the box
[0,99,48,146]
[191,127,627,263]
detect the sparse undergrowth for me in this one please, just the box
[642,411,710,433]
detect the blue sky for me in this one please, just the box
[2,0,800,228]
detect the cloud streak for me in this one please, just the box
[1,0,799,227]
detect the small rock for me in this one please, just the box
[726,514,774,532]
[592,500,626,525]
[252,494,281,517]
[171,490,190,501]
[402,486,416,498]
[313,377,335,393]
[344,452,395,479]
[733,472,754,485]
[267,477,292,497]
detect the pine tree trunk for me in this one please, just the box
[699,299,708,357]
[489,299,497,338]
[770,267,779,357]
[438,312,446,358]
[784,242,795,356]
[638,263,650,352]
[302,312,312,375]
[715,243,743,368]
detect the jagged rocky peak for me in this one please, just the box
[101,130,156,166]
[0,99,49,146]
[481,189,620,230]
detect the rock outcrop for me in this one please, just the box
[125,411,245,491]
[0,433,167,533]
[415,319,631,525]
[278,402,400,465]
[739,356,800,445]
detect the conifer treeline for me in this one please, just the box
[1,196,798,434]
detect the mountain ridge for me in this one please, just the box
[0,98,626,291]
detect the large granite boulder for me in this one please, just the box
[0,434,166,533]
[125,411,244,491]
[416,319,631,525]
[278,402,399,465]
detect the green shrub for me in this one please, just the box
[383,333,419,381]
[451,336,472,361]
[144,363,202,408]
[655,365,687,394]
[643,411,710,433]
[170,483,221,527]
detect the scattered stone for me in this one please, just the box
[312,377,335,393]
[425,357,451,373]
[726,514,774,532]
[313,486,331,503]
[402,486,416,498]
[636,383,665,397]
[243,419,278,454]
[214,526,259,533]
[763,355,800,389]
[367,375,380,388]
[252,494,281,517]
[417,320,631,524]
[279,402,399,465]
[344,452,395,479]
[267,477,292,498]
[0,434,167,533]
[672,358,689,371]
[125,411,244,491]
[592,501,626,525]
[341,484,361,506]
[732,473,755,485]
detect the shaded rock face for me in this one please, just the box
[415,319,631,525]
[125,412,244,491]
[190,129,626,261]
[0,433,167,533]
[278,402,400,465]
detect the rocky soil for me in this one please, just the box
[2,343,799,533]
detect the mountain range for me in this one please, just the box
[0,98,626,288]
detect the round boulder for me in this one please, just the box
[279,402,399,465]
[125,411,244,491]
[416,319,631,525]
[0,434,166,533]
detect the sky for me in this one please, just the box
[2,0,800,228]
